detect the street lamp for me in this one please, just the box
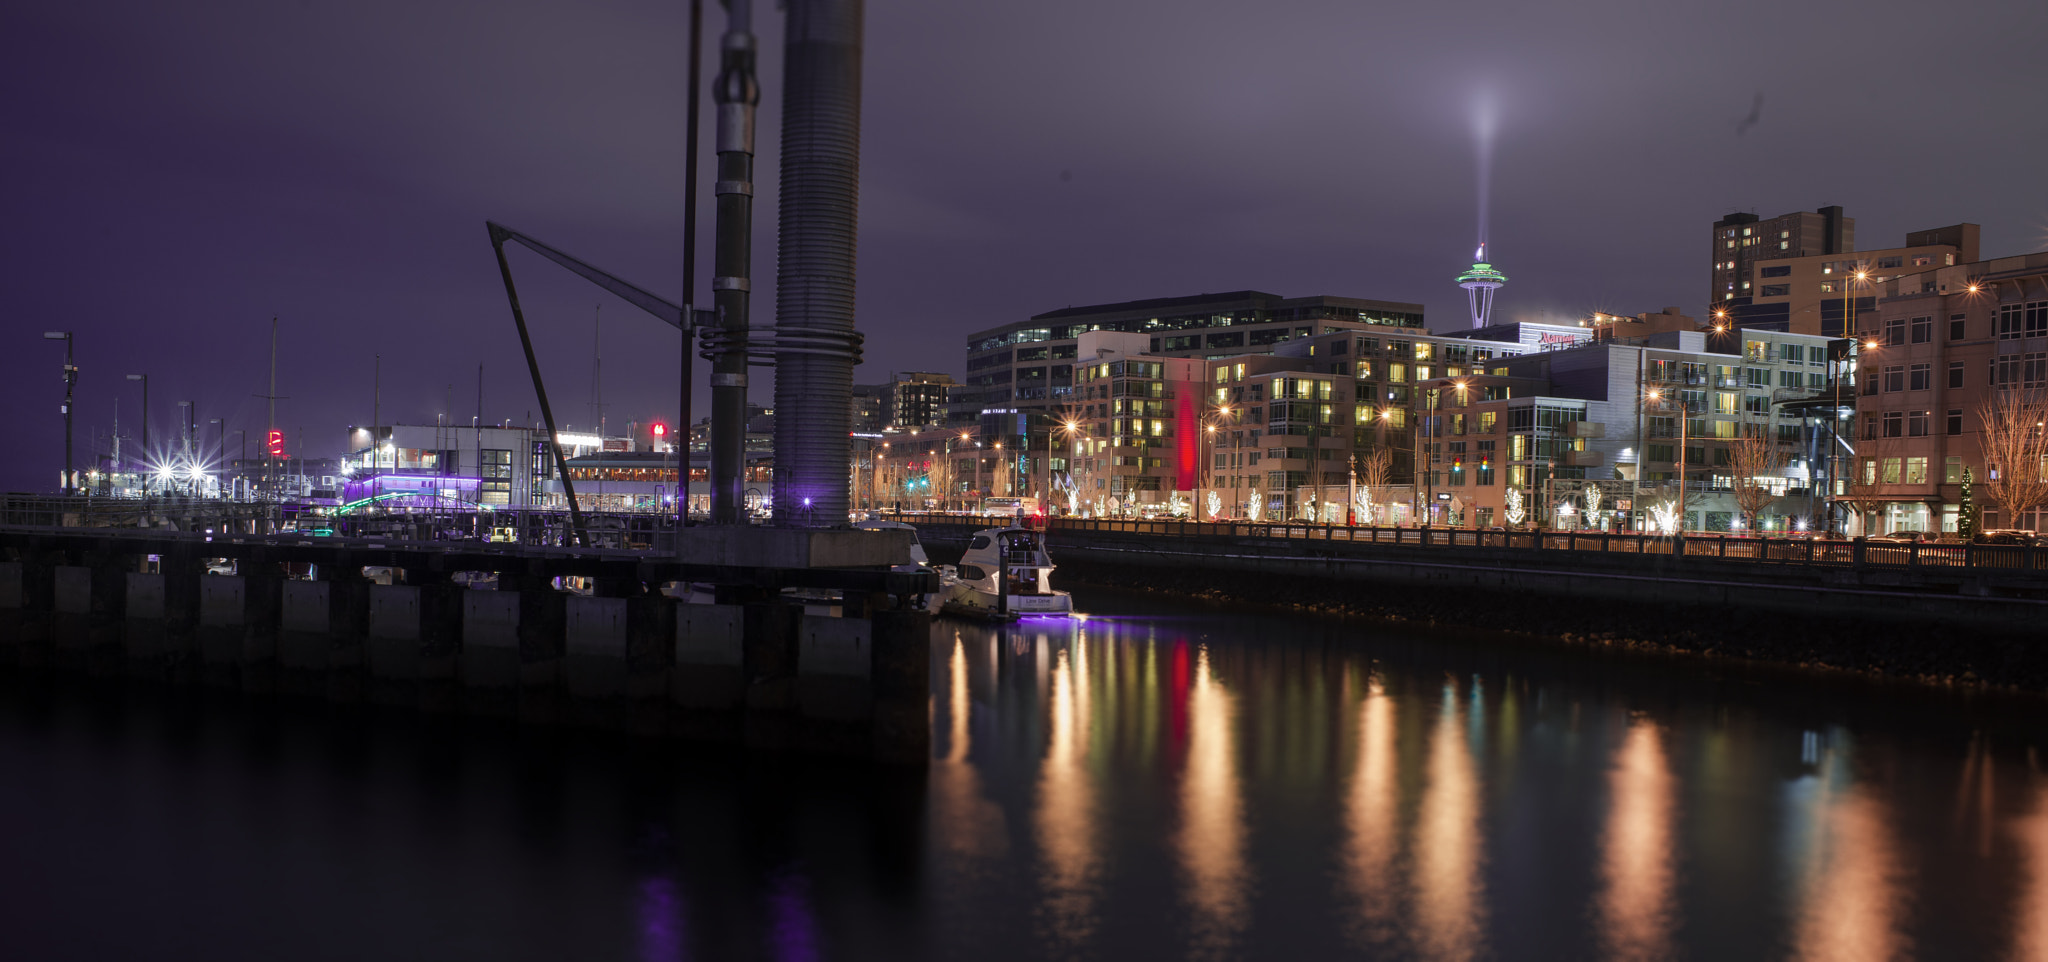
[208,418,223,498]
[1054,418,1082,515]
[45,332,74,496]
[126,373,149,492]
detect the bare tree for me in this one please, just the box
[1356,449,1392,525]
[1729,426,1785,529]
[1978,387,2048,530]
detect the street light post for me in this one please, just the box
[126,373,148,493]
[45,332,74,496]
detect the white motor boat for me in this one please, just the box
[939,526,1074,619]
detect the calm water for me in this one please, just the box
[3,591,2047,960]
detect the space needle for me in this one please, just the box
[1456,244,1507,328]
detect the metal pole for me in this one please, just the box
[708,0,759,525]
[679,0,703,532]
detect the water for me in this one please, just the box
[3,589,2046,960]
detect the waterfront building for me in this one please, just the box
[1470,324,1839,531]
[954,290,1429,495]
[341,422,610,510]
[1850,249,2048,535]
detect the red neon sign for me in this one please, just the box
[266,430,284,459]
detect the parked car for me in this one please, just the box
[1867,530,1938,543]
[1972,529,2041,546]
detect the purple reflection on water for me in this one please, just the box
[769,866,820,962]
[638,875,684,962]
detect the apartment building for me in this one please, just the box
[1850,250,2048,535]
[953,290,1428,463]
[1723,221,1979,336]
[1712,206,1854,308]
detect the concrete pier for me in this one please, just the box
[0,527,935,764]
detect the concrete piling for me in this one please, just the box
[0,536,936,765]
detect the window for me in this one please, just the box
[1883,412,1903,437]
[1882,457,1902,484]
[1997,302,2046,339]
[1745,395,1771,415]
[1820,282,1837,293]
[1862,458,1876,486]
[1861,367,1878,396]
[1863,414,1878,440]
[1761,265,1792,278]
[1905,457,1928,485]
[1748,368,1771,388]
[1951,314,1968,340]
[2030,353,2048,388]
[1945,456,1964,484]
[1877,256,1903,269]
[1997,355,2021,386]
[1911,316,1933,343]
[1779,370,1801,388]
[1780,343,1804,362]
[1948,409,1964,435]
[1885,317,1906,346]
[1949,362,1965,389]
[1883,366,1904,392]
[1715,392,1739,414]
[1762,285,1790,297]
[1647,444,1675,463]
[1908,411,1928,437]
[1909,364,1930,391]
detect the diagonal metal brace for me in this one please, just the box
[487,221,700,331]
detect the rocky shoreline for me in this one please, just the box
[1053,558,2048,694]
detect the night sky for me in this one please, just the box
[4,0,2044,492]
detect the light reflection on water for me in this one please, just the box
[9,593,2048,960]
[924,602,2048,960]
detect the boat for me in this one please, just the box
[938,526,1074,619]
[853,519,943,613]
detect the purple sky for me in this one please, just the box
[4,0,2045,491]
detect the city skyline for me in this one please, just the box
[5,0,2047,492]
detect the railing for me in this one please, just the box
[884,510,2048,574]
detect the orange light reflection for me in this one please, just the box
[1413,681,1486,962]
[1178,646,1248,959]
[1596,719,1676,962]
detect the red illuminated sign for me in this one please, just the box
[266,430,284,459]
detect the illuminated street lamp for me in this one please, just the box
[44,332,74,495]
[126,373,149,493]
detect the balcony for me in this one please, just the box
[1563,450,1605,468]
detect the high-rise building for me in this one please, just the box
[1712,206,1855,308]
[888,372,955,429]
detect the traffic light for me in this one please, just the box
[266,430,284,459]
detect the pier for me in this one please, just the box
[0,525,935,764]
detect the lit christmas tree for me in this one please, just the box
[1959,466,1977,539]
